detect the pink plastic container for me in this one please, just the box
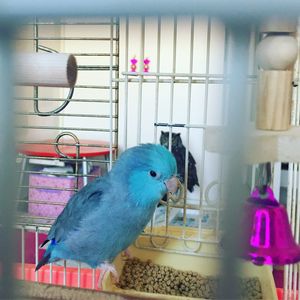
[28,167,100,218]
[14,263,103,290]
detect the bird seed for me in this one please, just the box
[117,257,263,299]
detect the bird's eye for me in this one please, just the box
[150,170,157,177]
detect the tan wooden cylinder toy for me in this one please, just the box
[15,52,77,87]
[256,17,297,131]
[256,70,292,131]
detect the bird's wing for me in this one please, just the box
[47,177,106,243]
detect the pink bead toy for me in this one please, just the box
[143,58,150,72]
[130,57,138,72]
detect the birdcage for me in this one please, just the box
[0,3,300,300]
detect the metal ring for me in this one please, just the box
[34,45,74,117]
[204,180,219,206]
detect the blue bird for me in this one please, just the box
[35,144,179,282]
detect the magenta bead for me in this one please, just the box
[130,58,137,64]
[143,58,150,72]
[130,57,138,72]
[143,58,150,64]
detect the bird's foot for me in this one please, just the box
[169,180,185,203]
[121,248,132,259]
[98,262,119,289]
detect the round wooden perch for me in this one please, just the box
[256,70,292,131]
[15,53,77,87]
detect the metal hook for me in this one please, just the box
[34,45,74,117]
[257,162,272,195]
[54,131,80,159]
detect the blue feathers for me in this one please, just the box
[36,144,177,271]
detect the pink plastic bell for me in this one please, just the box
[242,186,300,265]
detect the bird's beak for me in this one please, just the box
[164,176,179,194]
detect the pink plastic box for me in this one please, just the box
[28,167,101,218]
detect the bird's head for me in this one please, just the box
[111,144,179,207]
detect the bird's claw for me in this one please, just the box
[98,262,119,289]
[169,180,185,203]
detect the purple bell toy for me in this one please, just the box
[243,165,300,266]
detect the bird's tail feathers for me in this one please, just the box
[35,253,51,271]
[35,241,56,271]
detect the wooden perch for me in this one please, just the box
[15,53,77,87]
[205,126,300,164]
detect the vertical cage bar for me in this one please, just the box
[109,17,114,170]
[289,167,294,297]
[291,32,298,126]
[151,16,161,231]
[77,262,81,287]
[251,165,257,189]
[82,157,88,186]
[115,17,120,157]
[74,144,80,191]
[217,21,250,300]
[21,227,25,280]
[286,163,294,298]
[216,25,230,239]
[297,164,300,300]
[151,16,161,230]
[199,17,211,208]
[285,46,298,294]
[168,16,177,144]
[17,157,27,204]
[63,260,67,286]
[292,164,298,298]
[0,24,16,300]
[136,17,145,144]
[50,263,53,284]
[35,228,39,282]
[183,16,195,230]
[284,264,289,300]
[165,16,178,231]
[153,16,161,142]
[222,25,230,126]
[295,23,300,300]
[273,162,281,200]
[34,20,39,115]
[123,17,129,150]
[284,20,300,298]
[92,268,96,289]
[246,26,258,122]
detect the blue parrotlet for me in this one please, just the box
[35,144,179,278]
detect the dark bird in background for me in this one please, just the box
[160,131,199,201]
